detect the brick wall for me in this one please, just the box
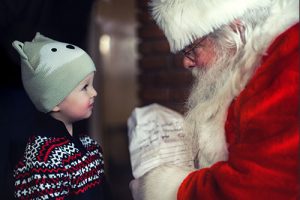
[136,0,193,114]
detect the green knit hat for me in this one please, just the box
[12,32,96,113]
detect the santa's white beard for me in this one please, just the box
[184,43,239,168]
[187,52,232,110]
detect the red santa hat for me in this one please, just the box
[149,0,272,53]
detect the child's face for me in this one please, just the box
[54,72,97,123]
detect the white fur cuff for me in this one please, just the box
[136,165,192,200]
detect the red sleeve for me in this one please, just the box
[178,23,299,200]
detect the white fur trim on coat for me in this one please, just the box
[133,166,192,200]
[150,0,271,52]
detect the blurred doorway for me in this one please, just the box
[88,0,138,199]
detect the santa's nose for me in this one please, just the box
[183,56,196,69]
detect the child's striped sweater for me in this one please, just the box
[11,113,111,199]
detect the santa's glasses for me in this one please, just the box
[181,37,206,61]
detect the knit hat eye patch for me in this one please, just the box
[51,44,75,52]
[66,44,75,49]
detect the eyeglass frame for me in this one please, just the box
[180,36,207,61]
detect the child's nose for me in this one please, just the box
[89,87,97,97]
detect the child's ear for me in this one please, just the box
[52,106,60,112]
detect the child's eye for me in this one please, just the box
[82,84,88,90]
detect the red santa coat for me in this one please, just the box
[178,23,299,200]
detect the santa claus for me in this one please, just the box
[129,0,299,199]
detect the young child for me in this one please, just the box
[11,33,111,199]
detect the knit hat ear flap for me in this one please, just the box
[12,41,34,72]
[12,41,27,59]
[32,32,55,43]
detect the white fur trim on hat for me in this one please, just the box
[150,0,272,52]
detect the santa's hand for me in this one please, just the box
[127,104,194,179]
